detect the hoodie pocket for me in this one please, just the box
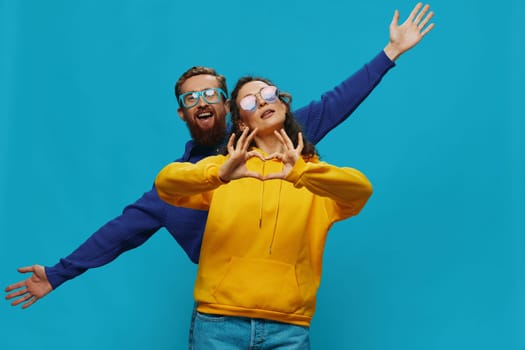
[212,257,304,313]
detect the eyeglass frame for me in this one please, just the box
[239,85,279,112]
[178,87,228,108]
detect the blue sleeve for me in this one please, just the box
[45,187,168,289]
[293,50,395,144]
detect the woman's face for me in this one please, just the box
[236,80,287,134]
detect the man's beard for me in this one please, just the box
[186,115,227,147]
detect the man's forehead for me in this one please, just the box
[181,74,220,92]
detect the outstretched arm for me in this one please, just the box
[46,188,168,288]
[293,52,394,145]
[294,3,435,144]
[4,188,168,309]
[4,142,232,309]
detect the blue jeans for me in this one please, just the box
[189,311,310,350]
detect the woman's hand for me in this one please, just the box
[264,129,304,180]
[219,128,265,182]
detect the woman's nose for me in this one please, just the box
[256,94,267,107]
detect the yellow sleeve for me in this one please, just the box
[285,157,373,218]
[154,155,228,210]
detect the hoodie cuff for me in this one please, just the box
[206,163,229,185]
[285,157,308,186]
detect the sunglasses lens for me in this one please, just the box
[240,95,256,111]
[261,86,278,102]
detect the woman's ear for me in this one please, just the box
[237,120,248,131]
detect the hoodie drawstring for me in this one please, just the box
[268,180,282,255]
[258,160,283,255]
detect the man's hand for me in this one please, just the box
[384,2,435,61]
[5,265,52,309]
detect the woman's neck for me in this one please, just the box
[254,132,283,155]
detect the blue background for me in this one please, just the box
[1,0,524,349]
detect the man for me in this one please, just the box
[5,3,434,309]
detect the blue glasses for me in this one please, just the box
[239,86,279,112]
[178,88,227,108]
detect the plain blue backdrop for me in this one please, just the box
[1,0,524,349]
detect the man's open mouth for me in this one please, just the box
[197,112,213,119]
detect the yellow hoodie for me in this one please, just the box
[155,152,372,327]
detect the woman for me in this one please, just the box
[155,76,373,349]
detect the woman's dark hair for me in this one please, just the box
[228,76,318,158]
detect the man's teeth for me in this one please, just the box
[197,112,212,119]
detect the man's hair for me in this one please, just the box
[228,76,317,158]
[174,66,228,102]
